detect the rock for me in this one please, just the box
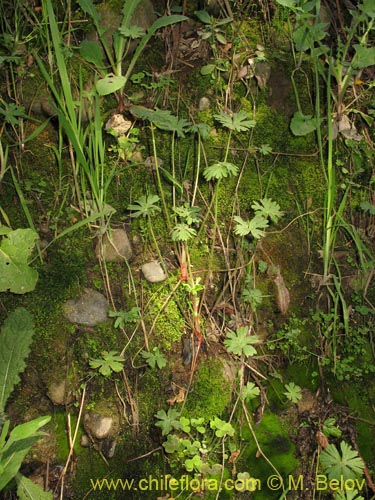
[63,288,109,326]
[83,412,115,440]
[95,228,133,262]
[199,97,210,111]
[80,434,91,447]
[47,380,71,405]
[101,437,117,458]
[141,261,167,283]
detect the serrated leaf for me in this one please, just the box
[0,308,34,414]
[16,473,53,500]
[353,44,375,69]
[233,214,269,239]
[214,110,256,132]
[224,326,259,357]
[155,408,181,435]
[203,161,238,181]
[0,228,39,293]
[171,223,197,242]
[251,198,284,223]
[241,382,260,401]
[320,441,364,481]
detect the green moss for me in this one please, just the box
[239,413,299,499]
[183,358,233,421]
[145,276,185,351]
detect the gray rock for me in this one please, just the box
[83,411,115,440]
[199,97,210,111]
[47,380,71,405]
[63,288,109,326]
[95,228,133,262]
[141,261,167,283]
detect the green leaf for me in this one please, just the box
[89,351,124,377]
[0,416,51,491]
[242,288,263,309]
[79,40,105,70]
[0,308,34,414]
[290,111,318,136]
[95,75,127,96]
[203,161,239,181]
[127,194,161,218]
[320,441,364,481]
[210,417,235,437]
[118,25,145,39]
[141,347,167,370]
[16,473,53,500]
[224,326,259,357]
[353,44,375,69]
[323,418,342,438]
[214,110,256,132]
[195,10,212,24]
[251,198,284,223]
[130,106,191,137]
[78,0,100,24]
[162,433,182,453]
[284,382,302,403]
[233,214,269,239]
[200,64,216,75]
[173,204,201,225]
[171,223,197,242]
[155,409,182,435]
[241,382,260,401]
[274,0,298,8]
[0,228,39,293]
[359,0,375,18]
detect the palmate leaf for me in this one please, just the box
[241,382,260,401]
[224,326,259,357]
[127,194,161,218]
[173,204,201,225]
[320,441,365,481]
[203,161,238,181]
[284,382,302,403]
[141,346,167,370]
[0,308,34,414]
[89,351,124,377]
[130,106,191,137]
[233,214,269,239]
[214,110,256,132]
[251,198,284,223]
[155,409,182,435]
[171,223,197,242]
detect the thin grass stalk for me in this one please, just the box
[150,124,171,230]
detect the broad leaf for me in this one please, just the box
[79,40,105,70]
[353,44,375,69]
[320,441,364,481]
[0,416,51,491]
[127,194,161,218]
[16,473,53,500]
[241,382,260,401]
[95,75,127,96]
[290,111,318,136]
[0,308,34,414]
[0,228,39,293]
